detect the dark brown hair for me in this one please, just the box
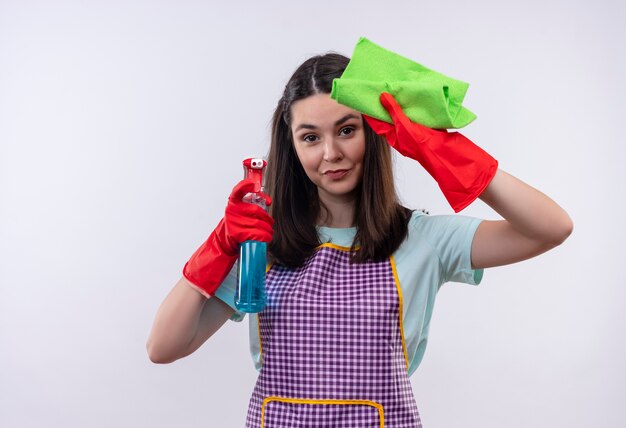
[266,52,412,268]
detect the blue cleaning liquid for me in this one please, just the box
[235,240,267,313]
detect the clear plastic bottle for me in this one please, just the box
[235,158,268,313]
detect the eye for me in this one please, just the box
[303,134,318,143]
[339,126,355,136]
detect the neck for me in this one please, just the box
[317,191,357,228]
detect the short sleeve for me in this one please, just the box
[213,263,246,322]
[412,213,484,285]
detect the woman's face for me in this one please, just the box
[289,93,366,205]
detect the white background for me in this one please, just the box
[1,0,624,427]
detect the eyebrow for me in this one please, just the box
[294,113,359,132]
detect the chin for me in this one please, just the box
[321,183,360,198]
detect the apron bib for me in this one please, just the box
[245,244,422,427]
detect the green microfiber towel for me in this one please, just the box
[331,37,476,129]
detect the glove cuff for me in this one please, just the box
[182,224,239,297]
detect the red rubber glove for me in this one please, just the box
[364,92,498,212]
[183,178,274,298]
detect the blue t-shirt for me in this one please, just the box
[214,210,484,376]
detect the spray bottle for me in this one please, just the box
[235,157,268,313]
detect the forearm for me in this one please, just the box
[478,169,573,245]
[146,277,211,363]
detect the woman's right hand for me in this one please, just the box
[219,178,274,256]
[183,178,274,298]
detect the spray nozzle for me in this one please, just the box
[243,157,267,193]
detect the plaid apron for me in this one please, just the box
[245,244,422,427]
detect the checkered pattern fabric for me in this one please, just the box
[245,245,422,427]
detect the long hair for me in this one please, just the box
[266,53,412,268]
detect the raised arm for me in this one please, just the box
[146,178,274,363]
[471,170,572,269]
[363,92,572,269]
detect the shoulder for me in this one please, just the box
[397,210,484,285]
[394,209,436,261]
[407,208,429,227]
[406,208,449,241]
[408,209,480,235]
[403,210,483,262]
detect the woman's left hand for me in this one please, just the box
[364,92,498,212]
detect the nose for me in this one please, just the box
[322,138,343,162]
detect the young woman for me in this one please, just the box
[147,53,573,427]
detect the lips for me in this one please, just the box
[324,169,350,179]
